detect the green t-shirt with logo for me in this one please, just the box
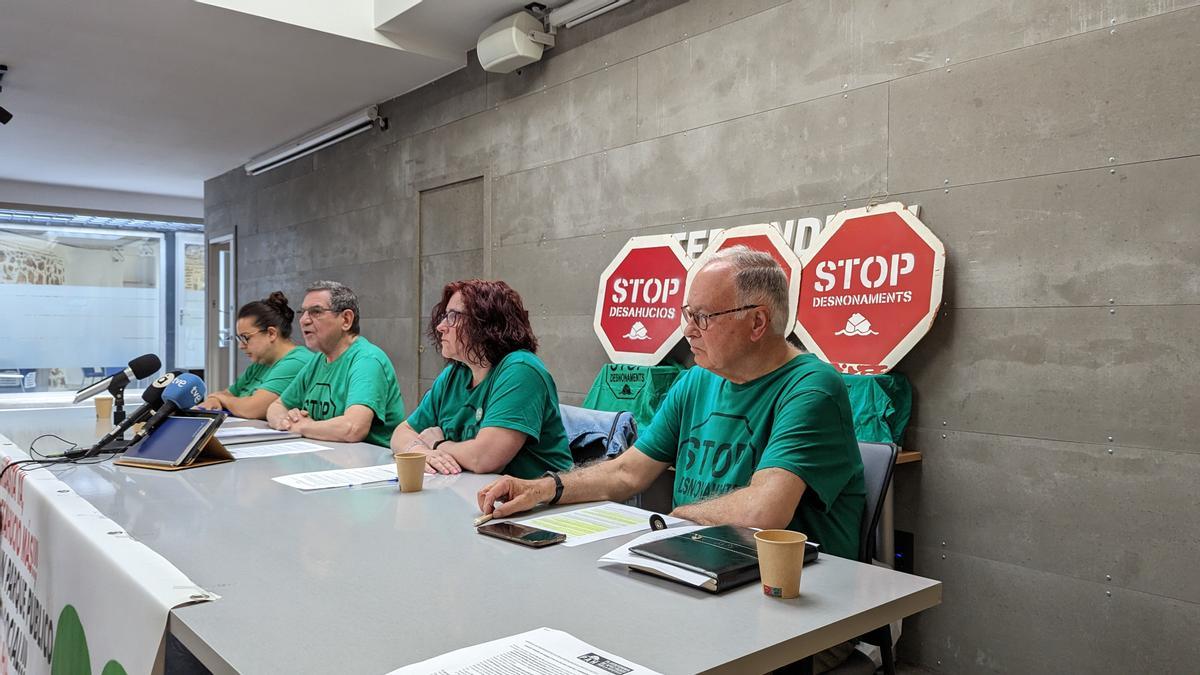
[405,350,572,479]
[279,336,406,448]
[635,353,866,559]
[582,363,685,430]
[228,346,315,398]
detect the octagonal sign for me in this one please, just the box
[795,202,946,374]
[594,235,691,366]
[688,224,802,336]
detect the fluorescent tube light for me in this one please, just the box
[244,106,379,176]
[548,0,633,29]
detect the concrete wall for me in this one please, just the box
[205,0,1200,671]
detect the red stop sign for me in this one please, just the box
[594,235,691,365]
[796,202,945,374]
[690,224,802,335]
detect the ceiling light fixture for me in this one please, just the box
[244,106,383,176]
[548,0,633,29]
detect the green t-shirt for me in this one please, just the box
[405,350,572,479]
[636,353,866,559]
[279,336,406,448]
[228,346,314,397]
[582,363,685,430]
[841,372,912,445]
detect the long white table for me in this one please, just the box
[0,408,941,674]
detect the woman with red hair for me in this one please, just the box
[390,280,573,479]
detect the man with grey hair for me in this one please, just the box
[268,281,405,447]
[480,245,865,559]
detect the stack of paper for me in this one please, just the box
[386,627,662,674]
[271,463,397,491]
[226,441,329,459]
[597,525,712,589]
[215,426,301,445]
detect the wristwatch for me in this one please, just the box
[431,439,448,450]
[543,470,564,506]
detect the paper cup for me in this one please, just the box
[754,529,808,599]
[394,452,426,493]
[95,395,114,420]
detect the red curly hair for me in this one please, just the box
[429,279,538,367]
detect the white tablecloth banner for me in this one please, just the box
[0,438,216,675]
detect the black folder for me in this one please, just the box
[629,525,819,593]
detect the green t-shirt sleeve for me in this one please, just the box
[344,354,394,421]
[405,366,449,432]
[279,359,315,410]
[227,371,248,398]
[757,389,858,514]
[631,370,689,463]
[480,363,549,440]
[258,351,311,396]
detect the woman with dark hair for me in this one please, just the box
[198,291,314,419]
[390,280,572,479]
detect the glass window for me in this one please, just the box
[0,210,202,402]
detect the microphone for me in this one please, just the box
[134,374,207,441]
[73,354,162,404]
[65,372,178,459]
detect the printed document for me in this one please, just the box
[227,441,329,459]
[597,525,711,588]
[386,627,662,674]
[516,502,684,547]
[215,426,301,445]
[272,463,396,490]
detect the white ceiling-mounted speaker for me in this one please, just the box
[477,11,546,74]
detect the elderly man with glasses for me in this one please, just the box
[267,280,405,447]
[480,245,866,560]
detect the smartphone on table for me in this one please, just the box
[477,521,566,548]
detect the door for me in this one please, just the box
[417,178,485,399]
[175,232,206,370]
[205,234,235,391]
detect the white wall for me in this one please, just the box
[0,179,203,220]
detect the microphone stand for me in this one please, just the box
[108,375,128,425]
[104,373,133,451]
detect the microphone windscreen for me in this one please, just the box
[128,354,162,379]
[161,373,206,410]
[141,372,178,405]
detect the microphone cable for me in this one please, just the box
[0,435,128,543]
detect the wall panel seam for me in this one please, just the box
[493,83,889,182]
[906,425,1200,458]
[911,544,1200,607]
[889,153,1200,196]
[884,4,1200,89]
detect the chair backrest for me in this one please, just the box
[857,441,899,564]
[559,404,637,464]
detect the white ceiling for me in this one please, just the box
[0,0,549,206]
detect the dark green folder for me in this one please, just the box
[629,525,819,593]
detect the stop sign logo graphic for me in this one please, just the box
[689,224,802,336]
[594,235,691,366]
[796,202,945,374]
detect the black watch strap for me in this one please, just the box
[432,439,448,450]
[543,470,564,506]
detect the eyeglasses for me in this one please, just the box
[439,309,468,328]
[681,304,762,331]
[299,306,335,319]
[235,329,264,345]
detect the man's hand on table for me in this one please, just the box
[476,475,554,518]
